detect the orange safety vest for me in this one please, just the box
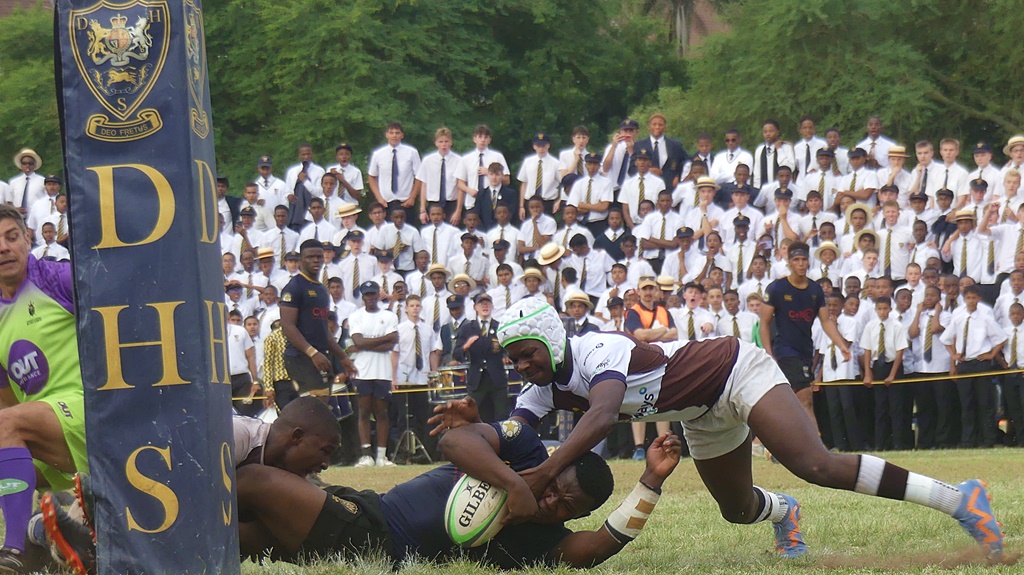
[628,303,672,330]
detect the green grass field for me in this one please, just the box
[243,449,1022,575]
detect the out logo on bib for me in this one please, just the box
[7,340,49,395]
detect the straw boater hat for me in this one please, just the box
[814,241,840,261]
[563,291,594,310]
[536,242,567,266]
[337,203,362,217]
[522,268,545,282]
[1004,135,1024,156]
[854,228,880,247]
[447,273,477,293]
[256,247,275,260]
[427,263,451,278]
[12,149,41,170]
[954,209,977,222]
[695,176,720,191]
[844,202,872,225]
[656,275,678,292]
[887,145,909,158]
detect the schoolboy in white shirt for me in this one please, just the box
[860,296,911,450]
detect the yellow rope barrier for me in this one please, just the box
[816,367,1024,386]
[234,384,486,401]
[232,367,1022,400]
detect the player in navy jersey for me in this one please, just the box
[43,420,682,573]
[232,422,682,568]
[456,296,1004,561]
[759,241,849,425]
[280,239,356,396]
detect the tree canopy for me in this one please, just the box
[5,0,1024,183]
[1,0,685,185]
[634,0,1024,159]
[0,6,60,171]
[203,0,686,184]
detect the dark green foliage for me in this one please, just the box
[634,0,1024,162]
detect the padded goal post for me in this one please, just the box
[55,0,240,572]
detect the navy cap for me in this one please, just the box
[257,155,272,167]
[774,187,794,200]
[676,226,695,239]
[460,232,477,243]
[225,281,243,292]
[619,118,640,130]
[970,178,988,190]
[633,147,653,161]
[569,233,588,248]
[584,152,602,164]
[909,191,929,202]
[816,148,835,157]
[492,239,510,250]
[936,188,955,198]
[473,293,492,304]
[446,294,464,309]
[729,185,750,195]
[733,215,751,227]
[283,251,300,261]
[848,147,867,159]
[344,230,365,242]
[607,296,624,308]
[532,132,551,146]
[359,281,380,295]
[560,173,579,191]
[43,174,62,184]
[321,241,336,251]
[375,251,393,261]
[878,184,899,195]
[239,206,256,217]
[335,142,353,152]
[973,142,993,154]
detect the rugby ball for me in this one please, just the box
[444,473,509,548]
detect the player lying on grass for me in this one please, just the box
[440,297,1004,560]
[26,398,342,575]
[45,424,682,572]
[0,204,87,574]
[231,396,341,474]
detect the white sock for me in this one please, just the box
[905,473,962,516]
[855,454,962,515]
[376,446,387,460]
[854,454,885,495]
[752,486,788,523]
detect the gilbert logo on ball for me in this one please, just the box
[444,474,509,548]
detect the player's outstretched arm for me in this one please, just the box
[521,379,625,497]
[439,423,538,523]
[547,433,682,568]
[427,397,481,436]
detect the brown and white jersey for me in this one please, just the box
[511,332,739,424]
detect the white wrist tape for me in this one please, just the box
[603,481,661,544]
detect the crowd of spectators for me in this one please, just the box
[10,113,1024,463]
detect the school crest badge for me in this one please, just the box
[183,0,209,138]
[499,420,522,440]
[69,0,169,141]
